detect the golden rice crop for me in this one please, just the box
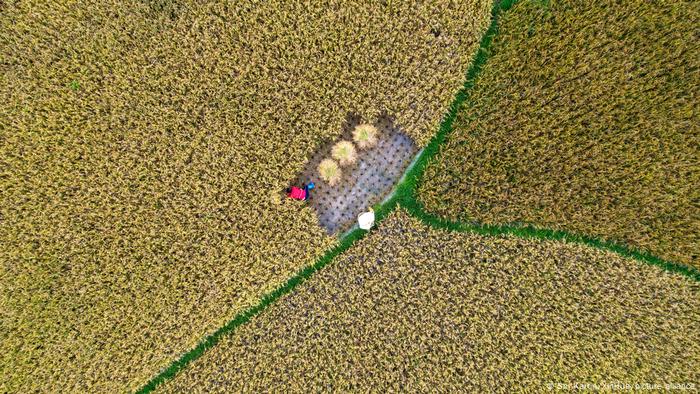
[159,209,700,392]
[318,158,342,186]
[418,0,700,267]
[331,141,358,167]
[353,123,380,149]
[0,0,491,391]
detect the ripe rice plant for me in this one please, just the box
[318,159,342,186]
[353,123,379,149]
[418,0,700,267]
[331,140,357,167]
[0,1,492,391]
[159,210,700,392]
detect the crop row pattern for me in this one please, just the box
[160,209,700,392]
[0,0,490,391]
[418,0,700,267]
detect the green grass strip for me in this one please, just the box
[392,0,517,215]
[136,227,366,393]
[400,203,700,282]
[390,0,700,283]
[136,0,697,390]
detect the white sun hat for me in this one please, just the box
[358,209,375,230]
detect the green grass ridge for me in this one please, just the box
[136,0,698,391]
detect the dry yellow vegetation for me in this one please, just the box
[353,123,380,149]
[159,210,700,392]
[331,141,358,167]
[0,0,491,391]
[317,158,342,186]
[418,0,700,267]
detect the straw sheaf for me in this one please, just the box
[330,141,358,167]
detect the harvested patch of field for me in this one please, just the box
[159,210,700,392]
[0,0,491,391]
[295,114,417,234]
[418,0,700,267]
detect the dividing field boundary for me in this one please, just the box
[136,0,698,391]
[398,204,700,282]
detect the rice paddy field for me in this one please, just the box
[158,210,700,392]
[418,0,700,267]
[0,0,491,391]
[2,0,699,392]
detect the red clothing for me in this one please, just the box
[288,186,306,200]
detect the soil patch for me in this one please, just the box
[295,114,418,234]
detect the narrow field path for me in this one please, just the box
[137,0,699,391]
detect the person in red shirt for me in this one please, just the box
[286,182,315,201]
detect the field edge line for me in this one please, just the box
[399,201,700,283]
[397,0,700,283]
